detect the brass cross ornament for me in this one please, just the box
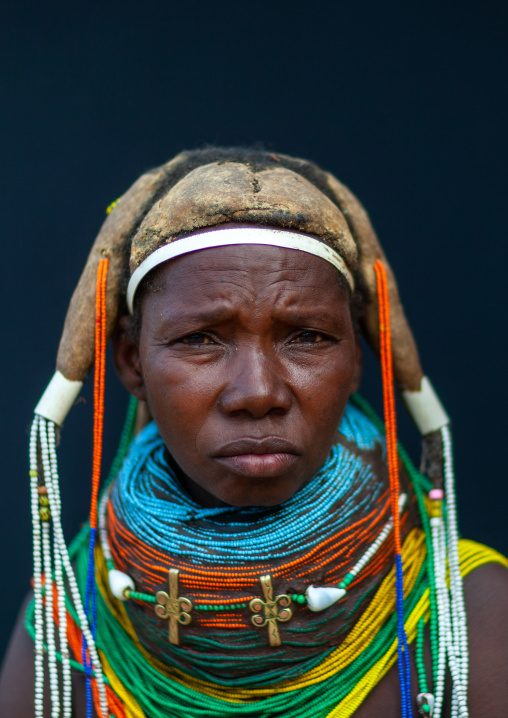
[155,568,192,645]
[249,574,292,646]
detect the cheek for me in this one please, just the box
[140,353,221,441]
[297,349,357,426]
[296,345,357,398]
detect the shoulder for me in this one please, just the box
[462,555,508,634]
[0,593,44,717]
[0,593,95,718]
[461,553,508,716]
[458,538,508,620]
[459,538,508,617]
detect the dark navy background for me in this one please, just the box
[1,0,507,661]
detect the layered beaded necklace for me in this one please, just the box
[29,389,508,718]
[26,396,508,717]
[99,403,399,682]
[111,405,385,556]
[27,257,480,718]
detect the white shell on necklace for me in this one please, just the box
[305,585,346,611]
[304,493,408,613]
[109,569,135,600]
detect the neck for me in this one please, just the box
[163,448,286,522]
[164,449,228,508]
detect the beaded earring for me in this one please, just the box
[29,260,110,718]
[372,258,468,718]
[375,260,411,714]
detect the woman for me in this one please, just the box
[1,147,508,717]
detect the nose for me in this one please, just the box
[218,345,292,419]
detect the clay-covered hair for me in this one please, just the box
[56,146,423,393]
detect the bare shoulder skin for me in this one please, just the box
[0,593,95,717]
[359,562,508,717]
[2,563,508,717]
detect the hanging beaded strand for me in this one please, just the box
[45,421,72,715]
[39,418,69,717]
[98,396,140,602]
[28,258,110,718]
[29,413,109,718]
[442,426,468,717]
[427,434,469,717]
[29,416,44,718]
[83,258,109,718]
[374,259,412,716]
[430,504,448,717]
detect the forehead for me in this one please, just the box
[141,244,350,313]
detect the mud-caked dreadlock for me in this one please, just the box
[52,145,425,393]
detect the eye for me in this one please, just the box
[180,332,215,345]
[291,330,327,344]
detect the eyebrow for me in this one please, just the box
[273,308,340,325]
[160,304,343,332]
[159,305,237,330]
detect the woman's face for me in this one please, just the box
[114,244,361,507]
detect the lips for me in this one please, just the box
[213,437,300,478]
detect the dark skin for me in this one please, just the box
[116,244,363,507]
[2,244,508,716]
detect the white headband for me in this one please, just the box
[126,226,355,313]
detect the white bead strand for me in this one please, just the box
[98,489,113,564]
[451,690,458,718]
[39,421,60,718]
[41,522,60,717]
[430,514,448,718]
[349,494,408,579]
[46,423,72,718]
[306,494,408,610]
[37,418,109,718]
[442,425,469,718]
[30,416,45,718]
[434,510,470,718]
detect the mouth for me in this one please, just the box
[213,438,300,478]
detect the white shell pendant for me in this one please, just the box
[109,569,135,600]
[305,585,346,612]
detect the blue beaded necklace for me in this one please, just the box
[110,402,387,567]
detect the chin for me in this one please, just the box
[219,480,304,508]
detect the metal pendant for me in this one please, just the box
[249,574,292,647]
[155,568,192,645]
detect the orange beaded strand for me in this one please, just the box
[108,493,391,595]
[83,258,109,718]
[374,259,401,554]
[90,258,108,531]
[374,258,412,714]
